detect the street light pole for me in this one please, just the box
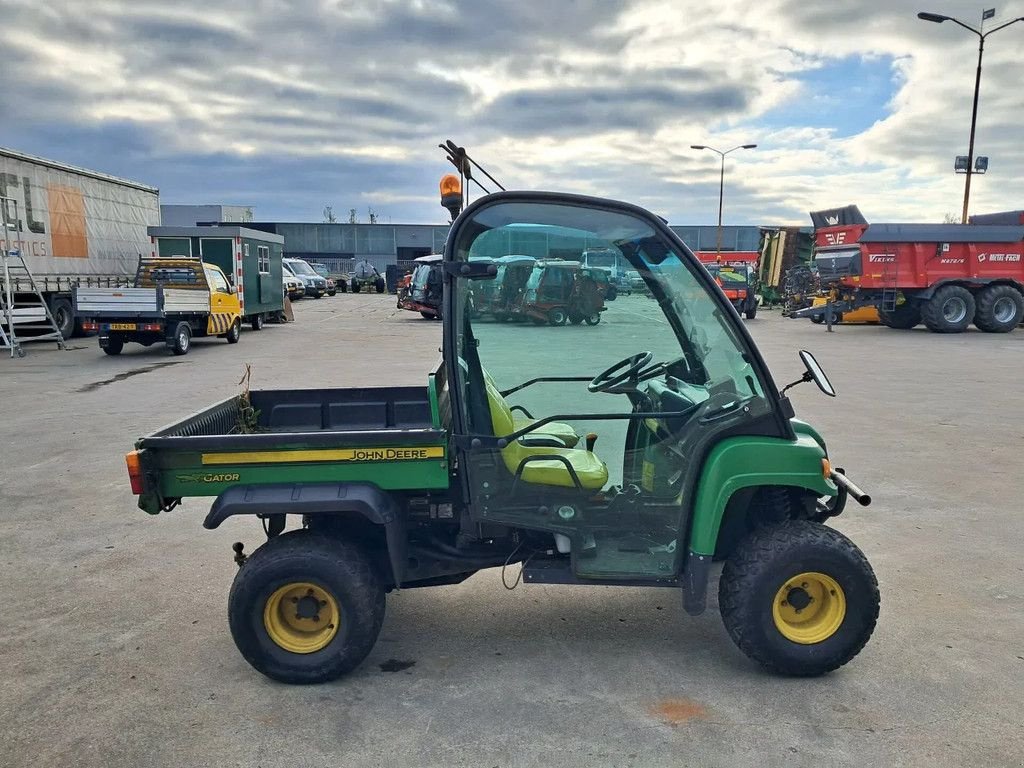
[963,35,984,225]
[918,10,1024,223]
[690,143,757,261]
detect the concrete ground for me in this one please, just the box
[1,294,1022,768]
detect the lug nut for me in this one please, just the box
[312,615,320,622]
[801,582,808,588]
[291,597,298,604]
[781,600,788,607]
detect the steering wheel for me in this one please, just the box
[589,351,654,393]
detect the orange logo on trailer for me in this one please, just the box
[47,184,88,258]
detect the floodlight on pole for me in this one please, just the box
[918,8,1024,222]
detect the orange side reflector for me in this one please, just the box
[126,451,144,495]
[822,458,832,479]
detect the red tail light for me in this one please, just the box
[125,451,144,495]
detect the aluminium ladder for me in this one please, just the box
[1,196,66,358]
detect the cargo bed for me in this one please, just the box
[133,383,451,513]
[75,286,211,317]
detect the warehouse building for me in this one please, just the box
[234,221,762,273]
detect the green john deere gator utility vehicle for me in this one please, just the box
[126,188,878,684]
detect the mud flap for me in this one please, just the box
[682,549,712,616]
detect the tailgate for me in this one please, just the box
[74,287,158,315]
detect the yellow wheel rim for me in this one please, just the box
[772,571,846,645]
[263,582,340,654]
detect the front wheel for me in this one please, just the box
[921,285,975,333]
[228,531,386,684]
[226,319,241,344]
[745,302,757,320]
[878,303,921,329]
[375,278,386,293]
[584,312,601,326]
[718,520,879,676]
[548,308,568,326]
[351,281,361,294]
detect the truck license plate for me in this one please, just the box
[110,323,137,330]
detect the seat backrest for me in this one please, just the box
[484,379,523,475]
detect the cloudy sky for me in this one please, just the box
[2,0,1023,226]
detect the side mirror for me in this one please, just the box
[798,350,836,397]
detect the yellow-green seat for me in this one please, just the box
[481,370,580,448]
[485,380,608,491]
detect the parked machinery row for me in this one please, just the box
[398,254,609,326]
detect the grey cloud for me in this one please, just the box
[483,83,750,136]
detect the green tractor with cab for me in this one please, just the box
[126,188,879,684]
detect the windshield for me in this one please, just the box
[584,251,617,269]
[287,260,316,276]
[712,268,748,285]
[455,201,768,401]
[311,264,329,277]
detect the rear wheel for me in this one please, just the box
[251,313,265,331]
[102,336,124,356]
[226,319,241,344]
[745,301,757,320]
[921,285,975,333]
[420,312,434,320]
[228,531,386,684]
[974,284,1023,333]
[878,303,921,329]
[351,281,361,294]
[328,289,337,296]
[50,296,75,339]
[375,278,386,293]
[718,520,879,676]
[170,322,191,355]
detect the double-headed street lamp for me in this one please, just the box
[690,143,757,261]
[918,9,1024,223]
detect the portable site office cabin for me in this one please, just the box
[147,226,284,323]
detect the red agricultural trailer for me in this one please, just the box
[800,206,1024,333]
